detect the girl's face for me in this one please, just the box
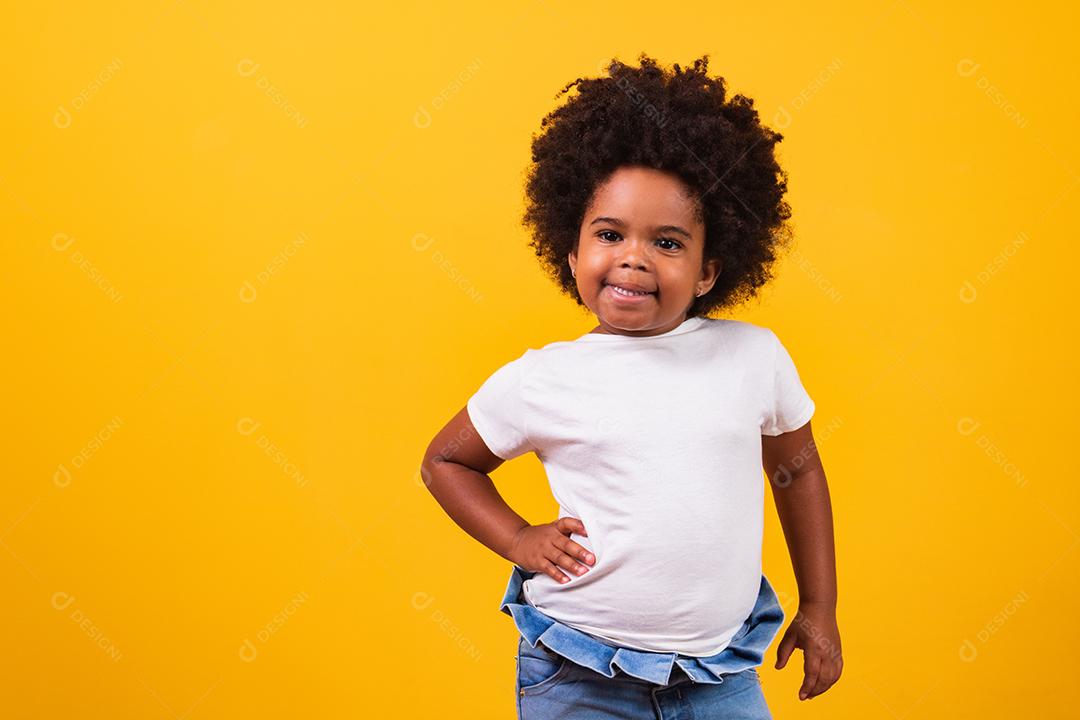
[569,165,721,336]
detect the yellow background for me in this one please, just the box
[4,1,1078,717]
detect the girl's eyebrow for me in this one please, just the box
[589,216,693,240]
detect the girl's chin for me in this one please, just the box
[596,308,657,325]
[594,308,663,327]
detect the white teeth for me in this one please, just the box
[609,284,649,297]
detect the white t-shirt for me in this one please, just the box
[466,315,815,656]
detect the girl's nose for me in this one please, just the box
[616,238,651,268]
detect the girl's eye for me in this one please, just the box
[596,230,682,250]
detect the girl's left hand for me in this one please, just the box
[774,601,843,700]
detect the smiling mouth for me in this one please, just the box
[603,281,656,298]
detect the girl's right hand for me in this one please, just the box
[509,517,595,584]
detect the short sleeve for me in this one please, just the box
[761,330,815,436]
[466,350,536,460]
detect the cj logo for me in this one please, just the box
[237,417,262,436]
[51,591,76,611]
[239,639,258,662]
[54,106,73,129]
[236,58,261,77]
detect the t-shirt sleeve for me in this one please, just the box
[761,330,816,436]
[465,350,536,461]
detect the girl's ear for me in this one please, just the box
[697,258,721,295]
[568,250,577,275]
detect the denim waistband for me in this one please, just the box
[499,564,785,686]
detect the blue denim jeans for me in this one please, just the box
[500,565,784,719]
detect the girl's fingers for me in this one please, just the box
[800,654,821,700]
[813,661,841,697]
[811,667,834,698]
[551,549,589,576]
[542,560,571,584]
[558,516,588,536]
[558,536,595,565]
[775,627,796,669]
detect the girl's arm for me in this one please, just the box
[421,406,530,563]
[762,421,837,604]
[761,420,843,701]
[420,407,595,582]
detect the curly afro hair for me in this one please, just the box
[521,53,795,317]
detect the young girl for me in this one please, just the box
[422,54,842,719]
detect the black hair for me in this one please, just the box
[522,53,795,316]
